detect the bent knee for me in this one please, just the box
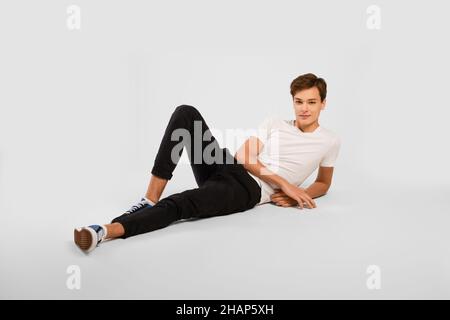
[174,104,199,116]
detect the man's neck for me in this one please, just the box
[295,120,320,133]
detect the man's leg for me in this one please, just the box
[141,104,224,204]
[103,222,125,239]
[80,169,248,242]
[144,175,168,204]
[111,105,242,238]
[74,163,261,251]
[110,168,258,239]
[74,105,239,252]
[149,104,231,191]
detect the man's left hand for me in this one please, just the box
[270,189,316,208]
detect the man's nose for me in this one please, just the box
[299,104,309,112]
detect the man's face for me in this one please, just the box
[292,87,326,129]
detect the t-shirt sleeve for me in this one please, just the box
[320,136,341,167]
[254,116,274,145]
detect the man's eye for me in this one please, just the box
[309,102,316,104]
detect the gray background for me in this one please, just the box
[0,0,449,299]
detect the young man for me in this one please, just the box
[74,73,341,253]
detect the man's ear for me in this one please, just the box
[321,99,327,110]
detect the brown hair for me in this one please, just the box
[290,73,327,101]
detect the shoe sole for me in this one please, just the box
[74,227,97,252]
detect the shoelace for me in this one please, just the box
[125,199,149,214]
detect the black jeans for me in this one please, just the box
[111,104,261,238]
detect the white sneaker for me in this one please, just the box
[124,197,154,215]
[74,225,106,253]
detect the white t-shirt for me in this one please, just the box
[248,116,341,205]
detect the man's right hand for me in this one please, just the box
[280,182,316,209]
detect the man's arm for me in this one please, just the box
[305,166,334,198]
[235,136,316,209]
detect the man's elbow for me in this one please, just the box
[318,181,331,196]
[323,183,332,195]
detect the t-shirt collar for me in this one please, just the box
[293,119,321,134]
